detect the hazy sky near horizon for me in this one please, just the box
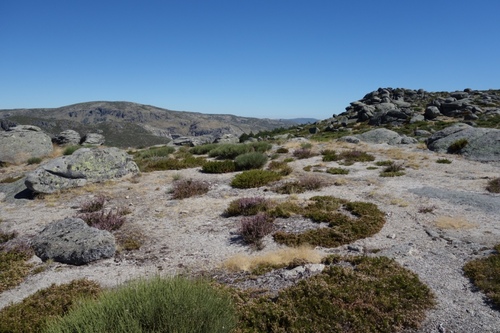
[1,1,499,119]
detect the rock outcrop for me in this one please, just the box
[351,128,417,145]
[53,129,81,146]
[32,217,115,265]
[426,124,500,162]
[25,147,140,193]
[328,88,500,127]
[0,125,53,164]
[81,133,105,146]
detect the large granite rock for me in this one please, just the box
[25,147,140,193]
[81,133,105,146]
[0,125,53,164]
[426,124,500,161]
[354,128,417,145]
[53,129,81,146]
[32,217,115,265]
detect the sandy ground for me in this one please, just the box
[1,141,499,332]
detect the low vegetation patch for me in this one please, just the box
[171,179,210,199]
[339,149,376,165]
[27,157,42,165]
[201,160,237,173]
[78,209,126,231]
[293,148,315,159]
[0,279,102,333]
[326,167,349,175]
[380,162,406,177]
[231,170,282,189]
[44,276,236,333]
[0,175,23,183]
[224,197,271,217]
[267,160,293,175]
[62,145,81,156]
[448,138,468,153]
[209,143,253,159]
[273,196,386,248]
[114,225,146,251]
[375,160,394,166]
[436,158,452,164]
[486,177,500,193]
[233,255,435,332]
[234,152,268,170]
[134,146,175,159]
[321,149,339,162]
[463,244,500,309]
[134,147,207,172]
[276,147,289,154]
[189,143,220,155]
[0,232,34,293]
[273,175,325,194]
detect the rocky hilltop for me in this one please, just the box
[0,101,296,148]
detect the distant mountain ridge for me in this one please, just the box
[0,101,300,148]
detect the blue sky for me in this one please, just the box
[1,1,499,119]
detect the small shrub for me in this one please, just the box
[209,143,253,159]
[486,177,500,193]
[326,167,349,175]
[321,149,339,162]
[189,143,220,155]
[276,147,289,154]
[375,160,394,166]
[27,157,42,165]
[0,279,102,333]
[79,195,107,213]
[339,149,375,165]
[463,244,500,308]
[303,165,312,172]
[202,160,237,173]
[293,148,314,159]
[380,162,405,177]
[171,179,210,199]
[44,276,237,333]
[63,145,81,156]
[0,242,34,293]
[134,146,175,159]
[267,161,293,176]
[231,170,282,189]
[238,213,274,249]
[78,210,126,231]
[448,138,468,153]
[418,205,436,214]
[235,152,268,170]
[300,142,313,149]
[114,226,146,251]
[224,197,271,217]
[249,141,273,153]
[273,176,324,194]
[436,158,452,164]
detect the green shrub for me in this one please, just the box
[326,167,349,175]
[235,256,435,332]
[375,160,394,166]
[436,158,452,164]
[189,143,220,155]
[448,138,468,153]
[137,155,207,172]
[379,162,405,177]
[276,147,289,154]
[339,149,375,165]
[231,170,282,189]
[209,144,253,159]
[224,197,271,217]
[171,179,210,199]
[63,145,81,156]
[134,146,175,159]
[267,161,293,175]
[486,177,500,193]
[463,244,500,308]
[27,157,42,165]
[44,276,236,333]
[235,152,268,170]
[0,279,102,333]
[293,148,315,159]
[321,149,339,162]
[249,141,273,153]
[202,160,237,173]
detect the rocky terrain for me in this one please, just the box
[0,88,499,332]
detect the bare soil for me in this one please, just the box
[1,141,499,332]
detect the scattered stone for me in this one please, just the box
[32,217,116,265]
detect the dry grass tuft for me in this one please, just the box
[434,216,476,230]
[222,245,323,272]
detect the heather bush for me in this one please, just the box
[486,177,500,193]
[267,160,293,175]
[0,279,102,333]
[238,213,274,249]
[273,175,325,194]
[380,162,405,177]
[202,160,237,173]
[321,149,339,162]
[293,148,315,159]
[231,170,282,189]
[235,152,268,170]
[171,179,210,199]
[276,147,289,154]
[326,167,349,175]
[44,276,236,333]
[79,195,107,213]
[224,197,271,216]
[0,233,34,293]
[78,210,126,232]
[339,149,375,165]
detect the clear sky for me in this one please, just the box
[1,1,499,119]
